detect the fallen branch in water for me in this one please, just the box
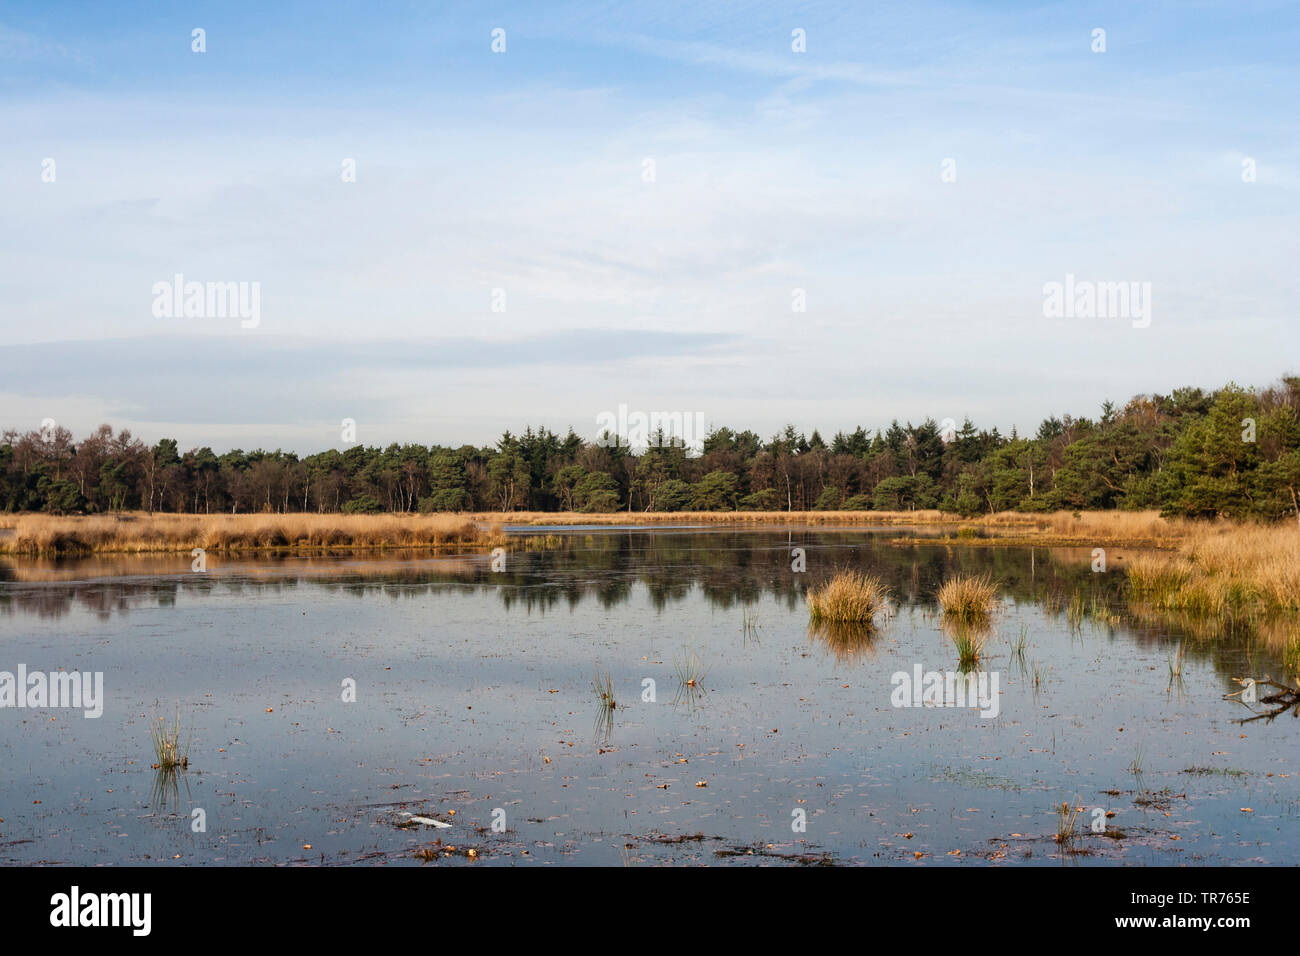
[1225,676,1300,724]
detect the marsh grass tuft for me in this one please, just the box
[936,574,998,621]
[1007,622,1029,662]
[1030,659,1049,695]
[1128,741,1145,775]
[806,570,889,624]
[592,669,616,711]
[1054,797,1084,848]
[674,650,708,689]
[591,668,617,741]
[1067,591,1087,631]
[150,705,192,771]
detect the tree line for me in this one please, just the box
[4,377,1298,522]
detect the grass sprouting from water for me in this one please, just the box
[150,705,192,771]
[592,669,616,710]
[936,574,997,621]
[1128,741,1145,775]
[806,570,889,624]
[1054,797,1084,849]
[1007,622,1029,663]
[674,650,708,689]
[592,668,616,741]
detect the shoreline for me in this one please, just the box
[0,507,1271,554]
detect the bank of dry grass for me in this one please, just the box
[469,509,954,526]
[1126,524,1300,615]
[476,508,1195,545]
[897,510,1193,547]
[0,512,503,556]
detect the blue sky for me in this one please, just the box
[1,0,1297,452]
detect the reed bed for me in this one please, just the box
[806,570,890,623]
[0,512,504,556]
[1126,524,1300,615]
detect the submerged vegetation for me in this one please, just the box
[806,570,890,624]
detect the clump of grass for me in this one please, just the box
[806,570,889,624]
[1067,591,1087,630]
[1090,594,1122,628]
[1031,659,1049,691]
[1007,622,1029,662]
[592,670,616,711]
[592,669,616,741]
[150,705,192,771]
[1054,797,1084,848]
[674,650,708,689]
[936,574,998,621]
[1124,554,1193,599]
[1128,741,1145,775]
[672,648,711,714]
[741,605,761,639]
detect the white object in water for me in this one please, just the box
[399,812,452,828]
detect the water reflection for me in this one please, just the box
[807,619,878,663]
[150,767,192,818]
[0,529,1293,684]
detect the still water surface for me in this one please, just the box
[0,528,1294,865]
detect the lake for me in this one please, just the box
[0,526,1294,865]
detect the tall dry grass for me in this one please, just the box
[936,574,999,620]
[806,570,890,623]
[1126,524,1300,614]
[471,509,953,526]
[494,508,1194,543]
[0,512,503,556]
